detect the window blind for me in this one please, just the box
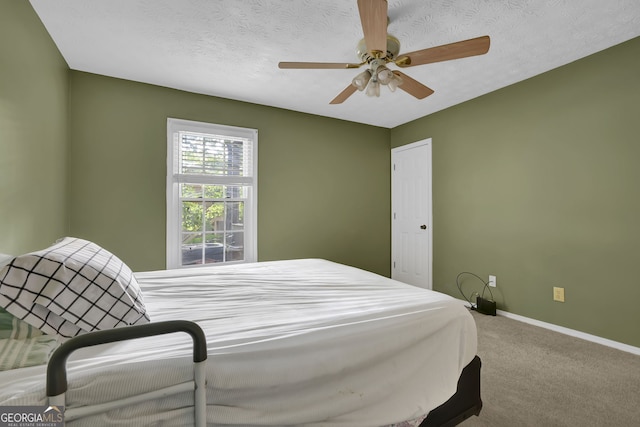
[179,132,252,177]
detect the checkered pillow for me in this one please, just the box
[0,237,150,338]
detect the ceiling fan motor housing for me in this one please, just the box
[356,34,401,63]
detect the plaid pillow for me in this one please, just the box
[0,237,150,338]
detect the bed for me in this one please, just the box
[0,237,481,426]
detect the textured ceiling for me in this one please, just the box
[30,0,640,128]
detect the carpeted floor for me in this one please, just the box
[461,310,640,427]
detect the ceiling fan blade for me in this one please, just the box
[357,0,388,55]
[279,62,362,69]
[330,84,358,104]
[395,35,490,67]
[393,71,434,99]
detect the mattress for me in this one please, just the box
[0,259,477,426]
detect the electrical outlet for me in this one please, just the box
[488,275,496,287]
[553,287,565,302]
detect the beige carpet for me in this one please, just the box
[461,310,640,427]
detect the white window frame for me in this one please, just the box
[166,118,257,269]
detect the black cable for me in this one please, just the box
[481,277,495,301]
[456,271,494,310]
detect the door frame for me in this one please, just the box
[391,138,433,289]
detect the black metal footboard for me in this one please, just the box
[420,355,483,427]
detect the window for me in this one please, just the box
[167,118,257,268]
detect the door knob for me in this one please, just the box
[420,224,427,230]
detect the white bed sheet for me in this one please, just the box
[0,259,477,426]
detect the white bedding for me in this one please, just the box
[0,259,477,426]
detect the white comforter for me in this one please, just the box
[0,259,477,426]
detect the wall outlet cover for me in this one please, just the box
[488,275,497,287]
[553,287,565,302]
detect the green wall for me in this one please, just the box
[391,37,640,347]
[0,0,69,255]
[68,72,391,275]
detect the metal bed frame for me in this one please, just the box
[421,355,483,427]
[46,321,481,427]
[46,320,207,427]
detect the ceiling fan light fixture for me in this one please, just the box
[352,69,372,91]
[387,73,403,92]
[376,65,394,85]
[365,78,380,97]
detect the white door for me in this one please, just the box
[391,139,432,289]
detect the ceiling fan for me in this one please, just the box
[278,0,490,104]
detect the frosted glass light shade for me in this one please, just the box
[352,70,372,91]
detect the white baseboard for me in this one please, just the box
[495,309,640,356]
[455,298,640,356]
